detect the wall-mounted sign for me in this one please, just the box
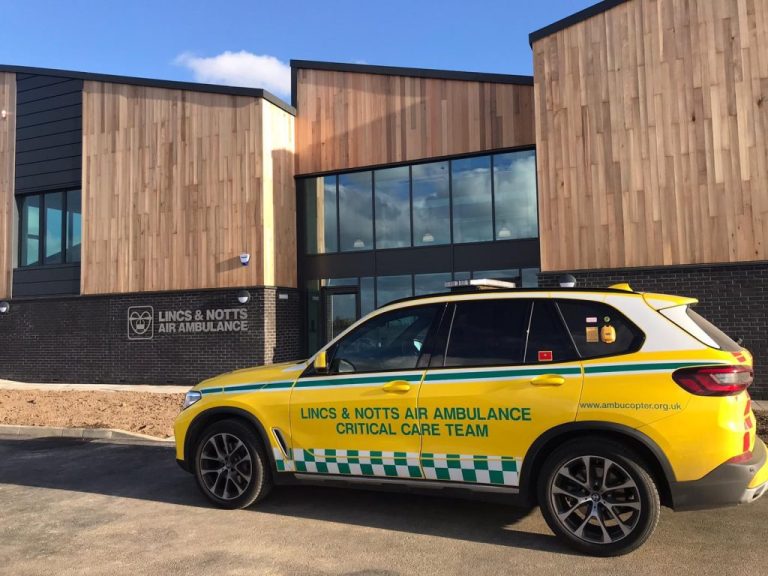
[127,306,248,340]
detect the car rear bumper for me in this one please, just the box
[670,438,767,510]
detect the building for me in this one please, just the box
[0,0,766,398]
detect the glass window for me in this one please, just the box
[360,277,376,316]
[557,300,645,359]
[330,305,438,373]
[452,156,492,243]
[444,299,531,367]
[414,272,452,296]
[44,191,64,264]
[339,171,373,251]
[20,194,41,267]
[472,269,520,282]
[521,268,539,288]
[525,301,578,364]
[453,271,471,282]
[412,161,450,246]
[493,150,538,240]
[376,275,413,307]
[66,189,82,263]
[302,176,338,254]
[375,166,411,249]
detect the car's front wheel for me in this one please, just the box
[538,438,660,556]
[193,419,272,509]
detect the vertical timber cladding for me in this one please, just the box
[81,81,296,295]
[533,0,768,272]
[0,73,14,299]
[294,67,535,174]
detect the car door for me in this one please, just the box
[418,297,583,488]
[288,303,443,480]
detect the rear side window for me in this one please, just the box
[661,306,742,351]
[557,300,644,359]
[444,300,530,367]
[525,301,579,364]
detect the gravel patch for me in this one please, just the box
[0,390,183,438]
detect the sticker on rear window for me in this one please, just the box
[538,350,553,362]
[586,317,597,323]
[586,326,599,342]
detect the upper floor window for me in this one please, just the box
[18,189,81,267]
[300,149,538,254]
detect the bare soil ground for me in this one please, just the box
[0,390,184,438]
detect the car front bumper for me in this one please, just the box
[670,438,768,511]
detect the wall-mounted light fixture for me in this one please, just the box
[0,110,6,120]
[237,289,251,304]
[0,301,10,313]
[558,274,577,288]
[239,253,250,266]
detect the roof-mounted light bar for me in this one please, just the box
[445,278,517,291]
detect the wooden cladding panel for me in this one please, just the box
[295,69,535,175]
[0,73,15,299]
[534,0,768,271]
[82,82,297,294]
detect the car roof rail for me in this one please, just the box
[444,278,518,292]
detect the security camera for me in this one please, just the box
[239,253,250,266]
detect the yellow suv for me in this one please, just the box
[174,283,767,556]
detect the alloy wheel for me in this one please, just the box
[199,432,253,500]
[549,455,642,544]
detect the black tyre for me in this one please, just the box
[537,437,660,556]
[193,419,272,509]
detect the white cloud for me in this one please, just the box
[174,51,291,97]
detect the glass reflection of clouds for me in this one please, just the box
[339,172,373,252]
[412,161,450,246]
[494,151,538,240]
[375,166,410,249]
[451,156,493,244]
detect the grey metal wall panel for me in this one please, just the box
[15,74,82,195]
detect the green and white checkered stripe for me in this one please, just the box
[273,447,295,472]
[290,448,423,479]
[421,453,520,486]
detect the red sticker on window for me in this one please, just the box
[538,350,553,362]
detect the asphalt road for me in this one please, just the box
[0,436,765,576]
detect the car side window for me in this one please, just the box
[556,299,644,359]
[525,300,579,364]
[330,305,438,374]
[444,299,531,367]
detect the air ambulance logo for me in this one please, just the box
[127,306,154,340]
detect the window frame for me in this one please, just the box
[17,188,81,268]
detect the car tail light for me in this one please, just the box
[672,365,753,396]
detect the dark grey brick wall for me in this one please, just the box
[539,263,768,400]
[0,287,303,385]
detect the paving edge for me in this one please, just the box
[0,424,174,443]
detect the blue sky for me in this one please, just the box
[0,0,597,101]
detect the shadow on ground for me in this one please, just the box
[0,436,573,555]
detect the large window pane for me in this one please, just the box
[66,189,82,263]
[452,156,492,243]
[330,305,438,373]
[44,192,64,264]
[493,150,538,240]
[412,161,450,246]
[472,269,520,282]
[302,176,338,254]
[444,300,531,367]
[20,194,41,266]
[375,166,411,249]
[339,172,373,251]
[360,277,375,316]
[376,275,413,307]
[521,268,539,288]
[414,272,452,296]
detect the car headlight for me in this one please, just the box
[182,390,202,410]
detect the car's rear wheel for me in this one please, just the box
[538,438,660,556]
[193,419,272,509]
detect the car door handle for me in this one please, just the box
[382,380,411,393]
[530,374,566,387]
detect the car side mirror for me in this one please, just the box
[313,350,329,373]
